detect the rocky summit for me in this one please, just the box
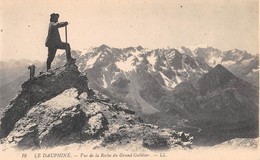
[0,63,192,150]
[0,64,90,139]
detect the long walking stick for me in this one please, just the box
[65,25,68,43]
[28,79,31,108]
[65,24,75,63]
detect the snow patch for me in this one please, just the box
[147,53,157,67]
[115,56,136,72]
[248,67,259,76]
[137,57,144,61]
[176,75,182,84]
[160,66,168,70]
[194,60,207,73]
[159,72,177,88]
[102,74,108,88]
[252,68,259,72]
[178,68,187,73]
[208,57,222,67]
[148,65,156,72]
[130,50,143,57]
[129,50,144,62]
[85,52,101,69]
[176,47,185,54]
[165,50,176,62]
[111,72,123,84]
[221,60,236,67]
[241,58,254,65]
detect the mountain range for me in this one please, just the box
[0,45,258,145]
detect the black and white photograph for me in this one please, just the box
[0,0,259,159]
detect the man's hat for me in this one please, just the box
[50,13,59,18]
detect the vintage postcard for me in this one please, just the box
[0,0,259,160]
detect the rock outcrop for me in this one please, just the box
[0,63,192,150]
[0,64,90,139]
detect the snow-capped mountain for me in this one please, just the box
[52,45,211,115]
[0,45,258,146]
[50,45,258,145]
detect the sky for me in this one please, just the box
[0,0,259,61]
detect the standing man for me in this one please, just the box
[45,13,76,72]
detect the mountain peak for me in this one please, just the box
[136,45,144,51]
[97,44,110,51]
[196,64,236,94]
[214,64,229,71]
[210,64,236,79]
